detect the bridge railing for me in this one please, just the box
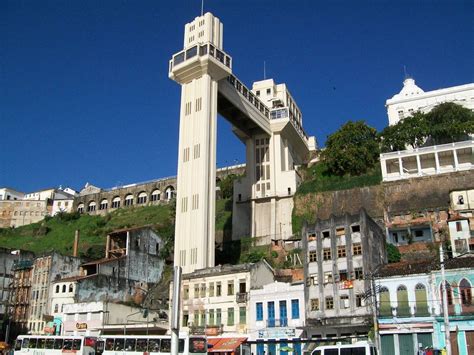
[226,75,270,120]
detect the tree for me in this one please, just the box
[379,111,428,152]
[321,120,380,176]
[426,102,474,144]
[386,243,401,263]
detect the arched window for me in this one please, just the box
[99,199,108,210]
[62,285,66,293]
[397,285,410,317]
[69,283,74,293]
[87,201,96,212]
[440,281,454,315]
[165,186,175,200]
[124,194,134,206]
[77,203,84,213]
[379,287,391,317]
[137,192,147,204]
[55,285,60,293]
[460,279,472,306]
[112,196,121,209]
[415,283,429,316]
[151,189,161,202]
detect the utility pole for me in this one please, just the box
[440,245,452,355]
[171,266,182,355]
[370,275,381,354]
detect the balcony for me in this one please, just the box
[266,318,288,328]
[236,292,248,303]
[169,42,232,83]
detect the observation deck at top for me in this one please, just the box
[169,42,309,143]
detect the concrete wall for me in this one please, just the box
[0,200,50,228]
[294,170,474,226]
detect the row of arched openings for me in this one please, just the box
[77,187,175,213]
[378,278,473,318]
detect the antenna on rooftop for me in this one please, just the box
[264,61,266,80]
[403,65,409,79]
[201,0,204,16]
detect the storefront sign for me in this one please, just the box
[76,322,88,330]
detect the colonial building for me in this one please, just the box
[172,260,274,337]
[386,78,474,126]
[248,281,305,355]
[27,253,82,334]
[303,209,386,338]
[375,256,474,355]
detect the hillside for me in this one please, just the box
[0,198,235,260]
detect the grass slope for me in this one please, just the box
[0,204,173,259]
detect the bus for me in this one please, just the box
[311,341,377,355]
[95,335,207,355]
[14,335,98,354]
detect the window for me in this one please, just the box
[460,279,472,306]
[266,88,271,95]
[112,197,121,209]
[200,283,206,297]
[151,190,161,202]
[54,303,58,313]
[456,221,463,232]
[194,284,200,298]
[69,284,73,292]
[216,308,221,325]
[99,199,108,210]
[62,285,66,293]
[227,281,234,296]
[352,243,362,255]
[256,90,260,96]
[291,299,300,319]
[398,110,404,119]
[356,294,364,307]
[227,308,234,325]
[208,309,215,326]
[325,297,334,310]
[239,306,246,324]
[324,272,333,284]
[309,250,317,262]
[351,225,360,233]
[340,295,349,309]
[183,286,189,300]
[137,192,147,204]
[323,248,331,260]
[77,204,84,213]
[339,269,348,281]
[55,285,60,293]
[209,282,214,297]
[124,194,134,206]
[216,282,222,297]
[337,246,346,258]
[354,267,363,280]
[256,302,263,321]
[336,227,345,236]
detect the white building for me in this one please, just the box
[386,78,474,126]
[380,140,474,182]
[450,189,474,211]
[61,301,166,336]
[248,281,305,355]
[173,261,274,337]
[448,217,472,257]
[0,187,24,201]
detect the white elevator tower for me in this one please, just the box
[169,13,232,274]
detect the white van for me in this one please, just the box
[311,341,377,355]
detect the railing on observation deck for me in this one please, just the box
[169,42,232,72]
[226,75,270,119]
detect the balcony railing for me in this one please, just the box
[226,75,270,119]
[170,43,232,72]
[236,292,248,303]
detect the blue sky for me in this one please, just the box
[2,0,473,193]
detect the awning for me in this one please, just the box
[208,337,247,353]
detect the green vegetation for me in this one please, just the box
[386,243,401,263]
[297,162,382,195]
[380,102,474,152]
[0,204,173,259]
[215,198,232,231]
[321,120,380,176]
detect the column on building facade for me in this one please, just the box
[452,148,459,171]
[416,154,422,176]
[434,151,440,173]
[398,156,404,177]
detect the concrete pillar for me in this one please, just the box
[453,148,459,171]
[398,157,404,177]
[416,154,422,176]
[434,151,440,173]
[380,156,388,181]
[105,235,110,259]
